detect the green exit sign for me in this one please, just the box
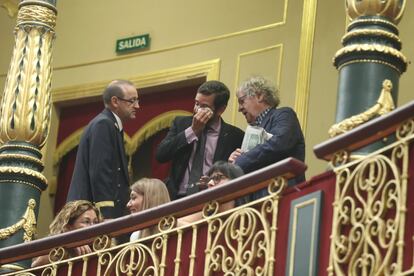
[116,34,150,54]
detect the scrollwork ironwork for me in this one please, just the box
[158,215,176,232]
[202,200,219,218]
[329,149,407,275]
[48,247,66,263]
[104,243,159,276]
[92,234,111,251]
[206,207,270,275]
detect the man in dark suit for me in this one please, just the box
[156,80,244,200]
[229,76,305,200]
[67,80,139,219]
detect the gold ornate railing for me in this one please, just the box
[315,100,414,276]
[0,158,306,275]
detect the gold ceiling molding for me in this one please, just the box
[52,59,221,103]
[294,0,318,136]
[0,0,18,17]
[231,44,284,124]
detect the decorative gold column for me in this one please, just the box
[330,0,407,142]
[0,0,57,272]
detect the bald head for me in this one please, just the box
[103,80,136,107]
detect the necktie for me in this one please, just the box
[188,128,207,187]
[119,129,124,143]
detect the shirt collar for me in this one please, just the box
[111,111,123,131]
[254,108,271,126]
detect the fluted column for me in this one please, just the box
[0,0,57,272]
[329,0,408,147]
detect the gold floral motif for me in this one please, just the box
[0,166,47,185]
[341,29,401,44]
[334,43,408,66]
[329,79,395,137]
[346,0,406,24]
[0,199,36,241]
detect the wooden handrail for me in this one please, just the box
[314,100,414,161]
[0,157,306,265]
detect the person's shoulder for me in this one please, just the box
[274,106,296,114]
[270,107,299,118]
[88,111,117,130]
[221,120,244,134]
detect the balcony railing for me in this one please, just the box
[0,158,307,275]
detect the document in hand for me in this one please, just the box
[241,125,273,152]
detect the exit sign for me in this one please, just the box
[116,34,150,53]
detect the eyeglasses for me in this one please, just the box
[209,173,227,185]
[116,96,139,105]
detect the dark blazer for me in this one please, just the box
[235,107,305,197]
[156,116,244,199]
[67,108,130,219]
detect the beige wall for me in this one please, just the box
[0,1,413,236]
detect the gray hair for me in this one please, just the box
[237,76,280,107]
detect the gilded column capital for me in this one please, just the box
[346,0,406,24]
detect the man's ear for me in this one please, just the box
[257,93,265,103]
[110,96,119,108]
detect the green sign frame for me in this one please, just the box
[116,34,150,54]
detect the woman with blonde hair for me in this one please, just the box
[127,178,171,240]
[32,200,102,267]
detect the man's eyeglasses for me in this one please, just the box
[117,96,139,105]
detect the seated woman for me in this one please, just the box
[127,178,171,241]
[32,200,101,267]
[179,161,244,224]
